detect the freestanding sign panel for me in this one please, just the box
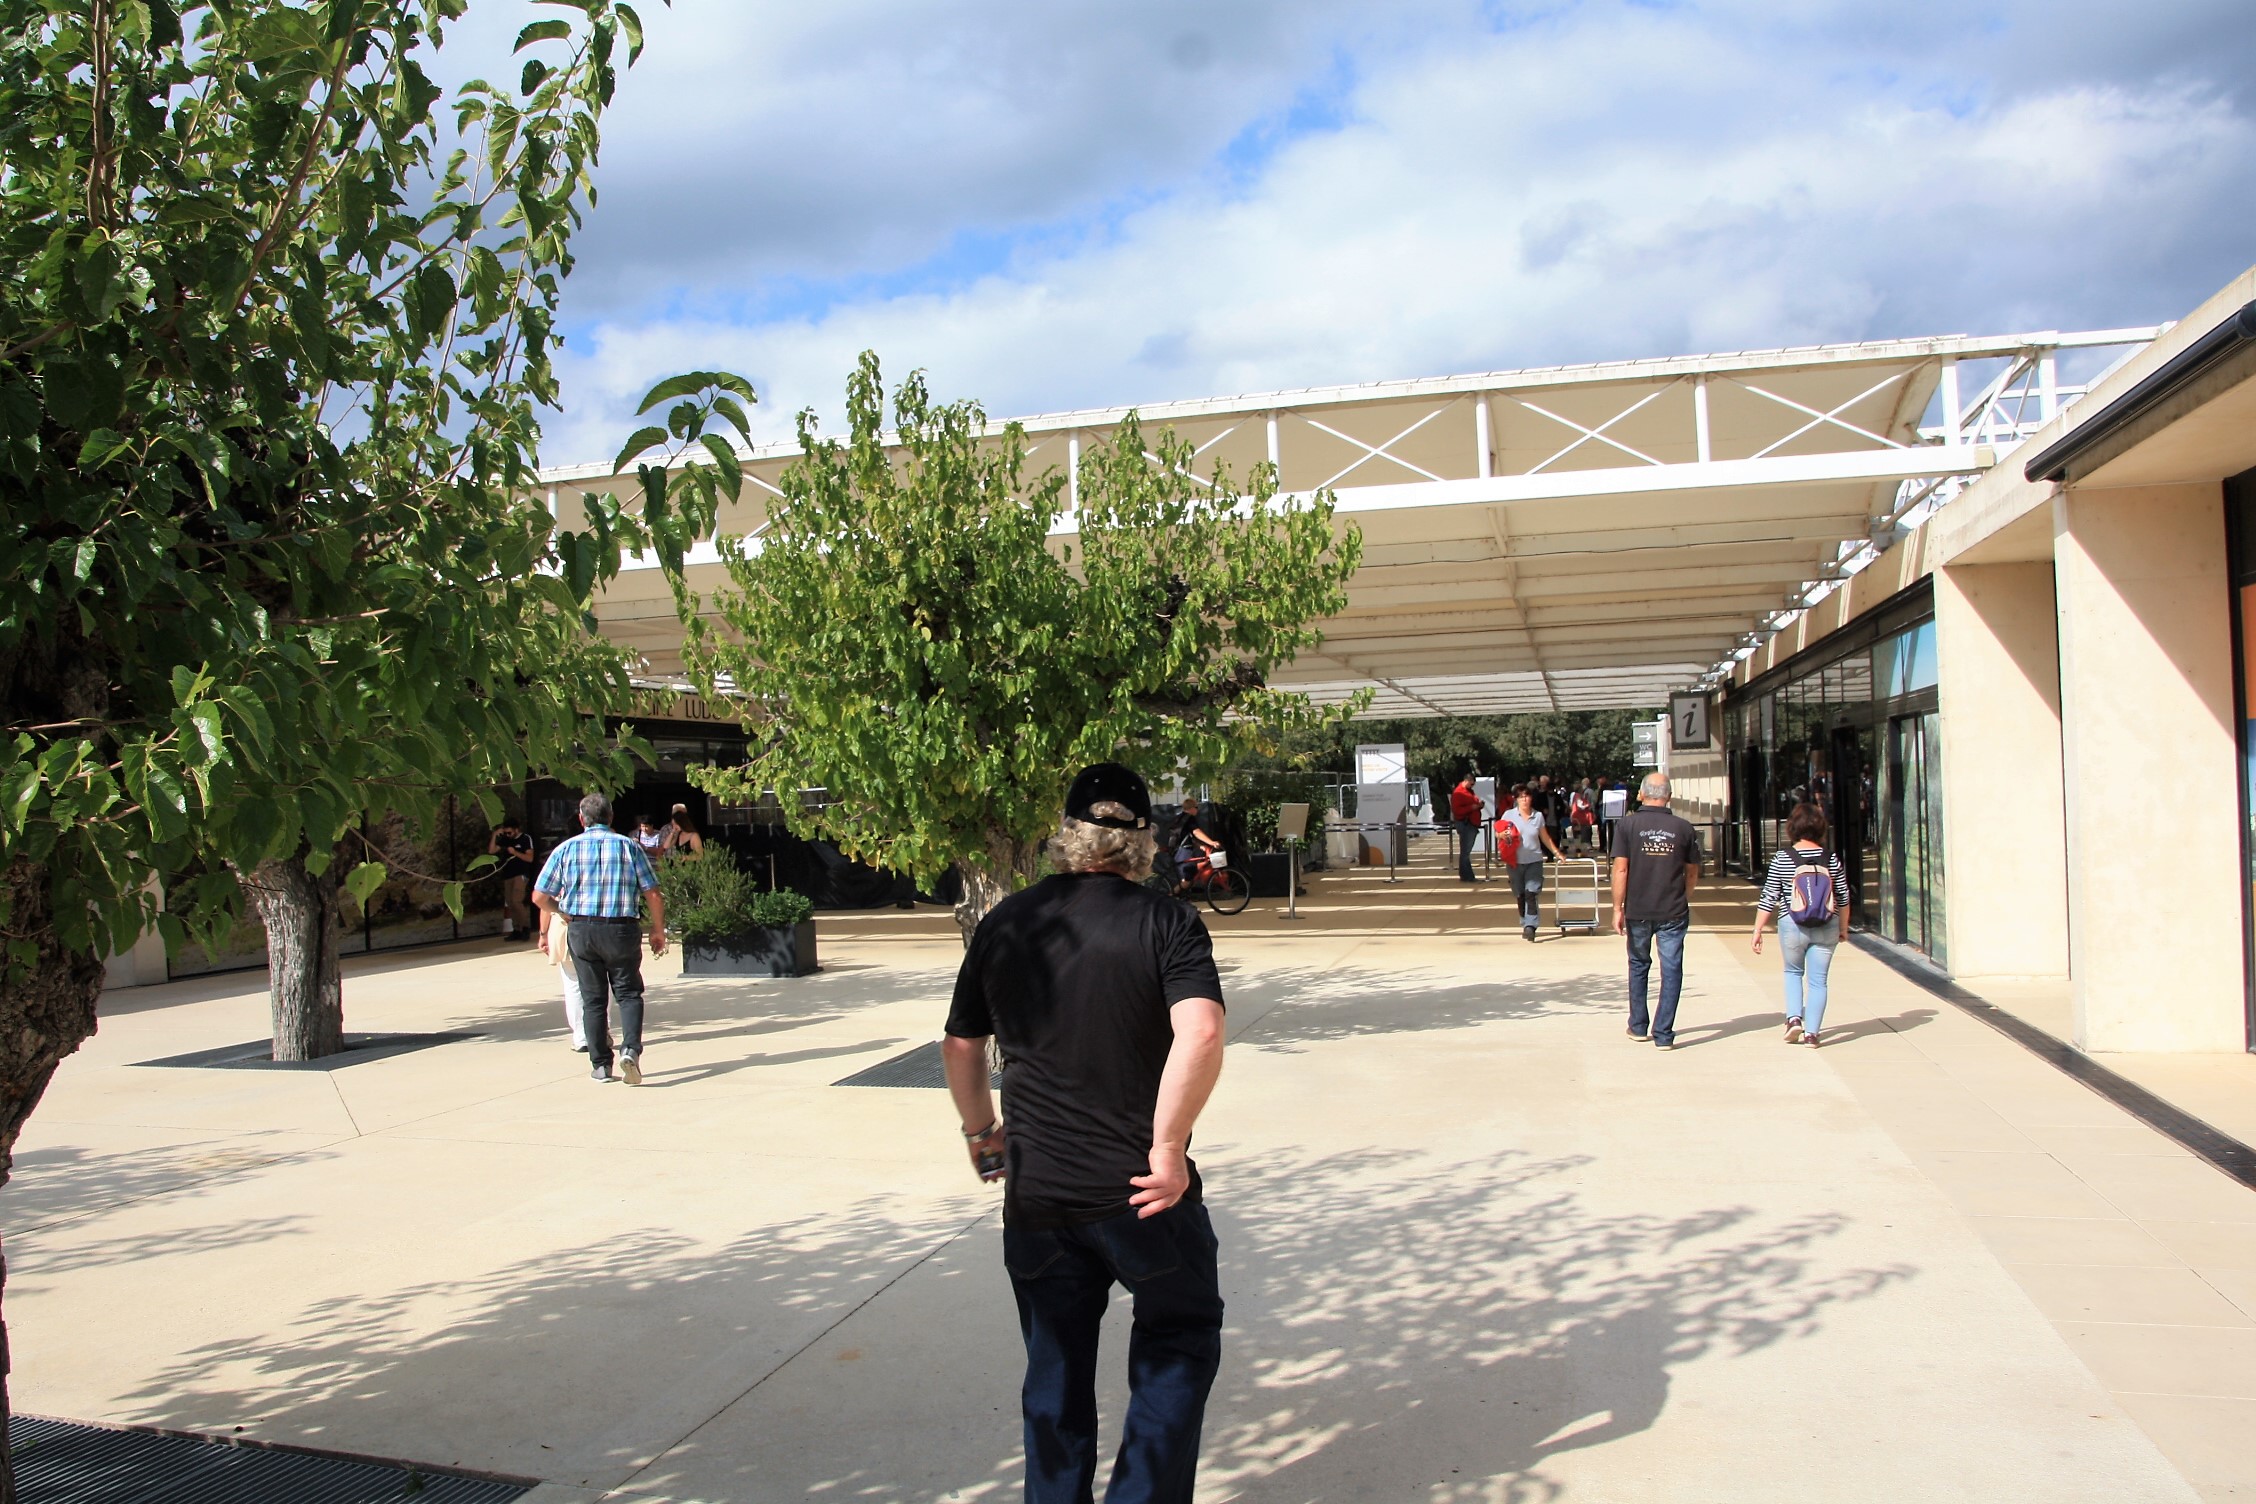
[1275,802,1311,844]
[1632,722,1662,767]
[1670,693,1710,751]
[1354,743,1409,866]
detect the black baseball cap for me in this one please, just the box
[1065,762,1153,830]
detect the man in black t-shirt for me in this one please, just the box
[943,763,1227,1504]
[1611,773,1702,1049]
[488,818,537,942]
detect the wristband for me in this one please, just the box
[963,1120,1001,1141]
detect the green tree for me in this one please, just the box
[0,1,743,1482]
[686,353,1364,941]
[1262,709,1657,793]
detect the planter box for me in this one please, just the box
[1244,852,1306,899]
[681,921,818,978]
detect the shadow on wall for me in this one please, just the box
[94,1146,1910,1499]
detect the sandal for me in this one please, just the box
[1783,1018,1804,1044]
[1804,1031,1821,1048]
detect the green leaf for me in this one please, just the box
[612,425,668,473]
[514,18,572,50]
[343,862,389,907]
[187,703,228,766]
[700,433,743,497]
[441,882,465,921]
[635,371,726,415]
[0,763,38,834]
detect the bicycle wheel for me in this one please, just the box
[1204,868,1251,915]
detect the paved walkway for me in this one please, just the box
[6,840,2244,1501]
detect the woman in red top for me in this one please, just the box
[1449,776,1485,883]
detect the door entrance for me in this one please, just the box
[1880,711,1947,966]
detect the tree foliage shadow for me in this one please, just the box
[1223,964,1625,1051]
[90,1141,1910,1500]
[1,1136,337,1244]
[433,963,960,1054]
[1196,1148,1912,1502]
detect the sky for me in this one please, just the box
[451,1,2256,467]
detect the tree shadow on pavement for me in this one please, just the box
[2,1136,337,1244]
[97,1144,1909,1501]
[1224,964,1625,1051]
[436,964,959,1053]
[1197,1147,1911,1502]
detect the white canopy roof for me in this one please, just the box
[555,327,2157,718]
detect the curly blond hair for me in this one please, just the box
[1048,800,1157,880]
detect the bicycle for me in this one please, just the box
[1172,847,1251,916]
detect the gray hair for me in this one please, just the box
[1639,773,1671,803]
[578,792,614,826]
[1049,801,1157,879]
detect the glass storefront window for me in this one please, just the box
[2227,467,2256,1047]
[1725,601,1942,959]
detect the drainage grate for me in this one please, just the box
[132,1033,480,1072]
[833,1039,997,1089]
[12,1415,531,1503]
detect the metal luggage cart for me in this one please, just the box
[1552,858,1604,935]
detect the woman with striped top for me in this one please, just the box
[1750,802,1853,1048]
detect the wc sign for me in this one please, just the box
[1669,693,1710,751]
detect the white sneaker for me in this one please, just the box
[619,1054,642,1086]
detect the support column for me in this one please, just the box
[1934,561,2067,978]
[2054,482,2244,1051]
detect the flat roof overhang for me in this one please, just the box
[553,328,2159,718]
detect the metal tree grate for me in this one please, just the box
[833,1040,997,1090]
[12,1415,531,1504]
[131,1033,480,1072]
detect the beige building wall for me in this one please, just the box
[1934,562,2070,980]
[2053,481,2245,1051]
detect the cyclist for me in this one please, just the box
[1170,795,1224,896]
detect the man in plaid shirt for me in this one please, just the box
[534,792,667,1085]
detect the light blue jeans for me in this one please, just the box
[1779,915,1839,1034]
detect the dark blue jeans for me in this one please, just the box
[567,916,645,1070]
[1455,819,1480,880]
[1626,917,1690,1045]
[1004,1203,1224,1504]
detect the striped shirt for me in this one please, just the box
[533,825,658,918]
[1757,847,1851,917]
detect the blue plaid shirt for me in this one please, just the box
[533,825,658,918]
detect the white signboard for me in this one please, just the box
[1632,722,1662,767]
[1355,743,1407,785]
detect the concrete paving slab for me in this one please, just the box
[0,853,2221,1500]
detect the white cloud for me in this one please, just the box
[529,0,2256,467]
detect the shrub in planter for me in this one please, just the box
[659,855,820,977]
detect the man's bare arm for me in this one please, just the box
[1131,997,1226,1218]
[942,1035,1005,1181]
[1611,857,1629,932]
[642,886,667,955]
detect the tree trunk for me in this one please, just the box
[243,852,344,1061]
[951,834,1043,949]
[0,857,110,1503]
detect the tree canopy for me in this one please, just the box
[687,352,1364,936]
[0,0,740,1479]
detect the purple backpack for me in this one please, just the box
[1789,850,1837,926]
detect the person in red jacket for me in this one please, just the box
[1448,775,1486,882]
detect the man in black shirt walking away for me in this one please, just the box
[944,763,1228,1504]
[1611,772,1703,1050]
